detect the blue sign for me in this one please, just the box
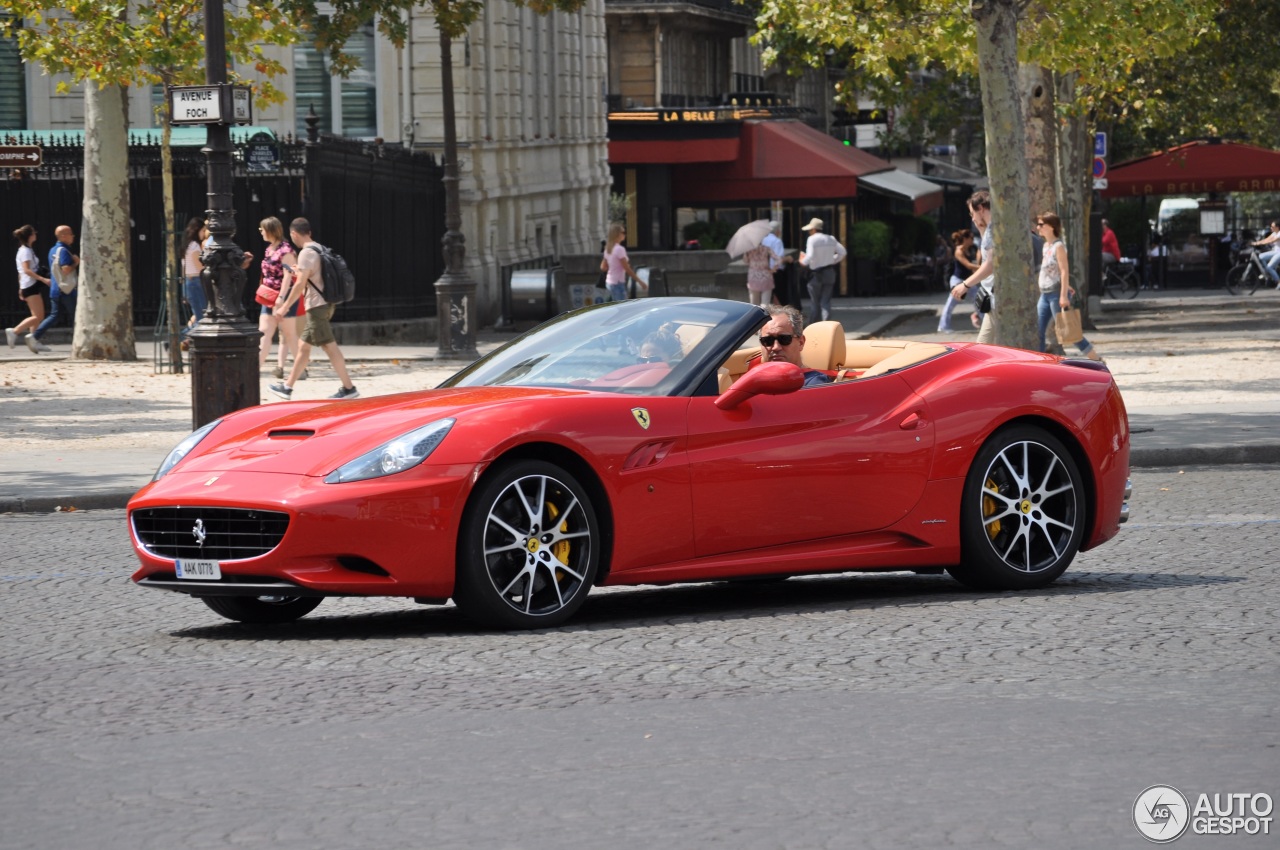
[1094,132,1107,158]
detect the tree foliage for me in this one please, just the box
[0,0,293,101]
[1108,0,1280,161]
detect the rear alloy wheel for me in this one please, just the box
[949,426,1086,591]
[201,595,323,624]
[454,460,600,629]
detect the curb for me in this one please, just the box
[7,442,1280,515]
[1,490,141,515]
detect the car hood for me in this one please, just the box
[174,386,590,478]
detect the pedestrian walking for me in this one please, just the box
[8,224,51,353]
[179,218,207,349]
[743,238,781,306]
[254,216,304,380]
[937,229,979,332]
[601,222,646,301]
[269,218,358,400]
[1035,212,1102,361]
[951,191,996,344]
[798,217,847,325]
[762,220,793,306]
[32,224,79,345]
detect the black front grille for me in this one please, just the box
[133,507,290,561]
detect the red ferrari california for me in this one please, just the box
[128,297,1130,628]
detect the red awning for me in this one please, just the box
[671,120,894,203]
[1103,140,1280,198]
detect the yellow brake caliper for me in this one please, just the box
[983,478,1002,539]
[545,502,571,580]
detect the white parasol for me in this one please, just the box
[725,219,776,260]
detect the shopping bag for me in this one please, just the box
[1054,305,1084,344]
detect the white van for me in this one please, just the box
[1156,198,1201,234]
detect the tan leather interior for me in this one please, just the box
[721,346,763,384]
[856,343,949,379]
[675,324,710,356]
[717,367,733,394]
[799,321,846,371]
[843,340,918,369]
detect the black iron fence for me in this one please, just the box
[1,129,444,331]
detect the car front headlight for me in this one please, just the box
[324,419,455,484]
[154,419,222,481]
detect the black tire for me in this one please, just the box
[1225,265,1245,295]
[201,595,323,624]
[454,460,600,629]
[948,425,1086,591]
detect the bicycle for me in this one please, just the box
[1101,259,1140,299]
[1224,247,1275,295]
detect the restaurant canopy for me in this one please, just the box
[667,120,944,214]
[1102,139,1280,198]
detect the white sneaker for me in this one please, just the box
[24,335,40,354]
[34,340,51,352]
[4,328,14,349]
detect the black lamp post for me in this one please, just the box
[187,0,261,428]
[433,29,480,360]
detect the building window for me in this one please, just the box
[0,16,27,130]
[294,19,377,138]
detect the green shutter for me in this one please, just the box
[293,36,332,136]
[292,18,375,138]
[0,18,27,129]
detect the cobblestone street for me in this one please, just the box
[2,466,1277,849]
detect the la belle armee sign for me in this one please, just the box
[1115,177,1280,196]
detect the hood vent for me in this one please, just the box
[268,429,316,438]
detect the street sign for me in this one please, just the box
[1094,131,1107,158]
[230,87,252,124]
[245,131,280,173]
[168,84,253,125]
[0,145,43,168]
[1093,178,1108,190]
[170,85,223,123]
[1092,156,1107,178]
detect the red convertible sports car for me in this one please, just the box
[128,297,1130,628]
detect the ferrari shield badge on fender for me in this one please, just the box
[631,408,651,430]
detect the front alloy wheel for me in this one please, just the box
[454,460,600,629]
[950,425,1086,591]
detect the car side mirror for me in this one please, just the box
[715,361,804,410]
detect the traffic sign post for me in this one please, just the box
[171,76,259,425]
[0,146,43,168]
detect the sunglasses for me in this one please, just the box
[760,334,795,347]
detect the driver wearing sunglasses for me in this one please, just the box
[759,305,832,387]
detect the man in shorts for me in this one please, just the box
[268,217,359,400]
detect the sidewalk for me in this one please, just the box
[4,287,1279,513]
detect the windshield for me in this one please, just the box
[442,298,761,396]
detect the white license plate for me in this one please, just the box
[175,559,222,580]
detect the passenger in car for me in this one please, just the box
[637,329,682,364]
[759,305,833,387]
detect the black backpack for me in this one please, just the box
[305,243,356,305]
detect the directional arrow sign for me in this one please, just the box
[0,146,43,168]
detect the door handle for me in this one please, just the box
[899,412,924,430]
